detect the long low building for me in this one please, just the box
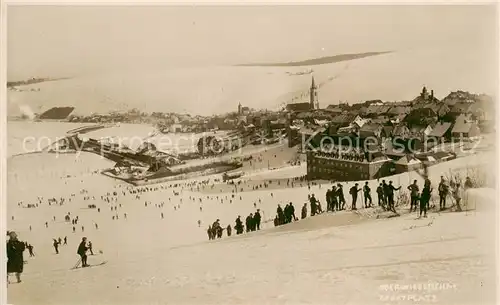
[306,151,393,181]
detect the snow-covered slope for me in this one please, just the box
[6,146,496,304]
[7,45,496,117]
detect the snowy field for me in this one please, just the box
[7,43,496,117]
[6,139,497,304]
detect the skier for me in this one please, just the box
[438,176,449,210]
[277,204,285,225]
[309,195,317,216]
[376,183,385,207]
[288,203,296,221]
[64,236,67,245]
[235,216,244,235]
[253,209,262,230]
[216,226,223,238]
[53,239,59,254]
[331,185,338,211]
[337,184,346,210]
[408,180,420,212]
[363,182,372,208]
[326,188,333,212]
[226,224,232,237]
[349,183,361,210]
[245,214,253,232]
[27,244,35,257]
[207,226,213,240]
[386,181,401,211]
[420,181,432,218]
[88,241,94,255]
[77,237,89,268]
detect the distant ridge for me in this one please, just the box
[236,51,392,67]
[7,77,71,88]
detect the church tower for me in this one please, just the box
[238,102,242,115]
[310,76,318,110]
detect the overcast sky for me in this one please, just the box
[7,5,497,80]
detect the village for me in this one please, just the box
[29,76,494,187]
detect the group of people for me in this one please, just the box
[407,175,474,217]
[206,209,263,240]
[274,203,297,226]
[52,236,68,254]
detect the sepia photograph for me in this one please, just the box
[2,3,498,305]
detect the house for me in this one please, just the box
[352,115,370,129]
[451,118,481,140]
[287,102,312,113]
[387,106,411,117]
[330,113,357,127]
[449,102,473,116]
[404,108,438,127]
[325,105,344,115]
[392,124,411,139]
[409,124,433,138]
[426,122,452,142]
[394,155,423,174]
[363,104,392,117]
[382,138,406,159]
[390,113,408,124]
[359,123,383,138]
[371,116,390,125]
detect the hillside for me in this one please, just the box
[236,51,391,66]
[6,44,495,117]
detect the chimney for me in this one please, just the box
[431,90,434,100]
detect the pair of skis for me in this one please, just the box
[71,258,108,270]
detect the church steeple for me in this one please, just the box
[310,76,318,110]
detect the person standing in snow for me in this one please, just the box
[349,183,361,210]
[288,203,296,221]
[337,184,346,210]
[77,237,89,268]
[407,180,420,213]
[331,185,338,211]
[386,181,401,211]
[301,203,307,219]
[53,239,60,254]
[420,181,432,218]
[309,195,317,216]
[363,182,372,208]
[326,188,333,212]
[376,183,385,207]
[438,176,449,210]
[253,210,262,230]
[7,231,25,284]
[88,241,94,255]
